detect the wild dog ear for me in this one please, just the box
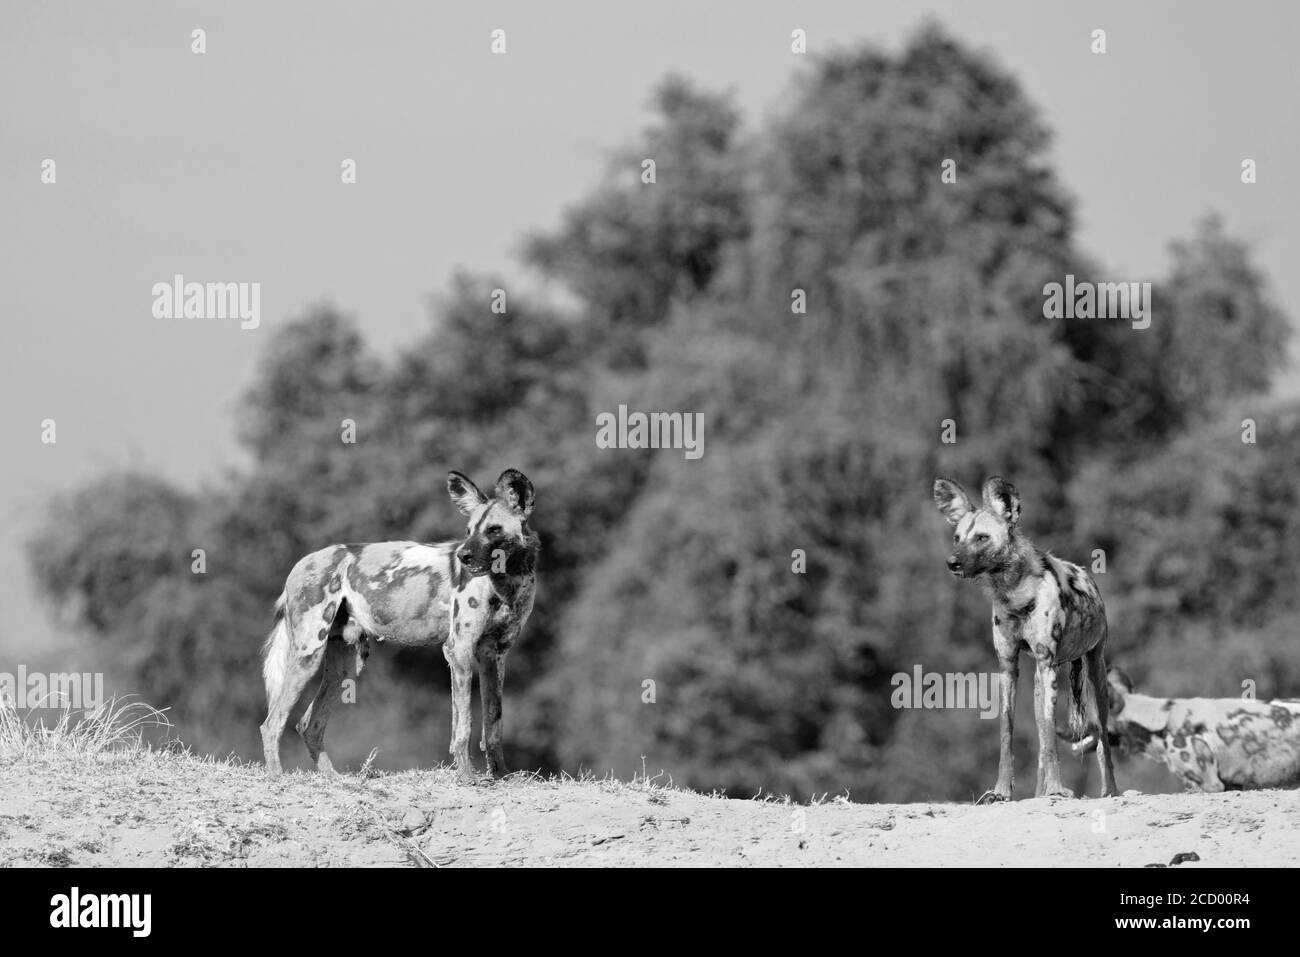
[495,468,535,518]
[447,471,487,516]
[1108,667,1134,693]
[933,478,973,526]
[981,476,1021,526]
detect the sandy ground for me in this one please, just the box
[2,750,1298,867]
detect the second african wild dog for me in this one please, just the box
[260,469,539,781]
[932,475,1118,802]
[1063,668,1300,792]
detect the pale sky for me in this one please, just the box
[3,0,1298,662]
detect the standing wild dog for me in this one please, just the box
[260,468,539,781]
[932,476,1118,802]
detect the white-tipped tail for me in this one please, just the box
[262,592,290,705]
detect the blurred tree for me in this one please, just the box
[1054,214,1290,458]
[237,305,383,465]
[28,474,195,634]
[1070,402,1300,675]
[525,74,749,367]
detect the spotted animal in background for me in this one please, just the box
[1065,669,1300,791]
[260,468,539,781]
[933,475,1119,802]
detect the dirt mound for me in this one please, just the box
[2,751,1297,867]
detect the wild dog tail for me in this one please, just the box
[261,592,290,704]
[1068,655,1102,741]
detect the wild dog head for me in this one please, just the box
[447,468,538,577]
[1099,667,1155,754]
[932,476,1022,579]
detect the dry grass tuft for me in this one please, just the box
[0,695,171,760]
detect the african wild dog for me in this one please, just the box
[932,476,1118,802]
[260,469,539,781]
[1063,668,1300,792]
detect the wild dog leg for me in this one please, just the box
[260,642,326,777]
[1086,642,1119,796]
[297,636,365,774]
[444,634,477,783]
[1034,656,1071,797]
[477,650,509,777]
[978,652,1019,804]
[1033,661,1045,796]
